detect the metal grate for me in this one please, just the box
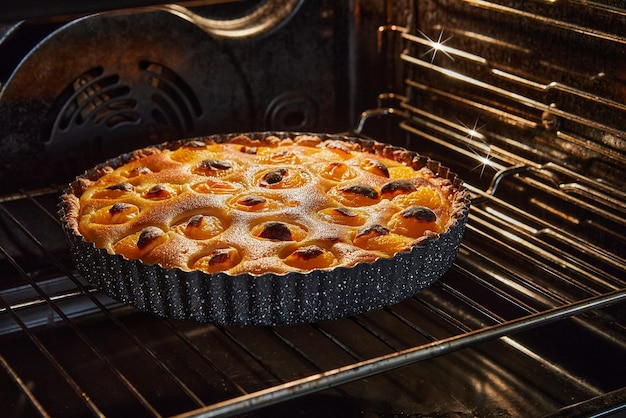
[0,162,624,417]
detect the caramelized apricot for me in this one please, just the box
[180,214,224,240]
[355,224,390,239]
[192,179,239,194]
[238,195,267,207]
[91,202,140,224]
[251,222,307,241]
[319,162,355,181]
[261,168,288,185]
[318,207,367,226]
[256,167,307,189]
[137,226,165,249]
[353,224,413,254]
[259,223,292,240]
[114,226,167,259]
[92,182,135,199]
[388,205,439,238]
[259,148,301,164]
[239,146,258,154]
[283,245,336,270]
[107,182,134,192]
[332,184,380,206]
[144,184,176,200]
[124,165,152,178]
[191,247,241,273]
[193,159,233,176]
[392,186,447,212]
[359,158,389,177]
[169,143,210,163]
[230,194,283,212]
[323,141,353,157]
[381,180,417,199]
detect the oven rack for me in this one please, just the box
[176,288,626,418]
[1,163,625,417]
[385,0,626,193]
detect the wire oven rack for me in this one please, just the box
[0,158,625,417]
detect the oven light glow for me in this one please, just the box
[468,129,480,137]
[460,118,495,177]
[418,29,454,62]
[475,154,494,170]
[470,150,495,178]
[462,117,488,143]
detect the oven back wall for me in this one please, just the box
[0,0,361,193]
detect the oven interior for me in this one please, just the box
[1,1,625,417]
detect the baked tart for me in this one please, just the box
[60,132,469,325]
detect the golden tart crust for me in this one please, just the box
[62,134,468,277]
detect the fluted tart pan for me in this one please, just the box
[59,132,470,326]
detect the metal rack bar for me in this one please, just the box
[466,217,607,297]
[458,0,626,44]
[159,320,250,397]
[467,185,626,273]
[401,53,626,139]
[475,203,621,282]
[0,221,162,417]
[214,325,284,385]
[382,305,438,341]
[311,324,362,360]
[0,196,205,414]
[399,62,626,169]
[437,264,621,394]
[175,289,626,418]
[454,247,571,310]
[398,116,525,170]
[0,352,50,417]
[518,176,626,228]
[446,257,626,341]
[0,285,105,417]
[269,328,332,371]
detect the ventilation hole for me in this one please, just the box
[105,109,140,127]
[45,67,139,139]
[148,77,192,130]
[84,90,135,125]
[152,93,182,129]
[140,60,202,132]
[52,67,103,132]
[140,60,202,117]
[265,92,318,131]
[66,74,123,127]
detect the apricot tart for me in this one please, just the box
[60,132,469,325]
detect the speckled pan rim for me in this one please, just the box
[59,132,470,326]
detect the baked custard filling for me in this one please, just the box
[64,134,466,276]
